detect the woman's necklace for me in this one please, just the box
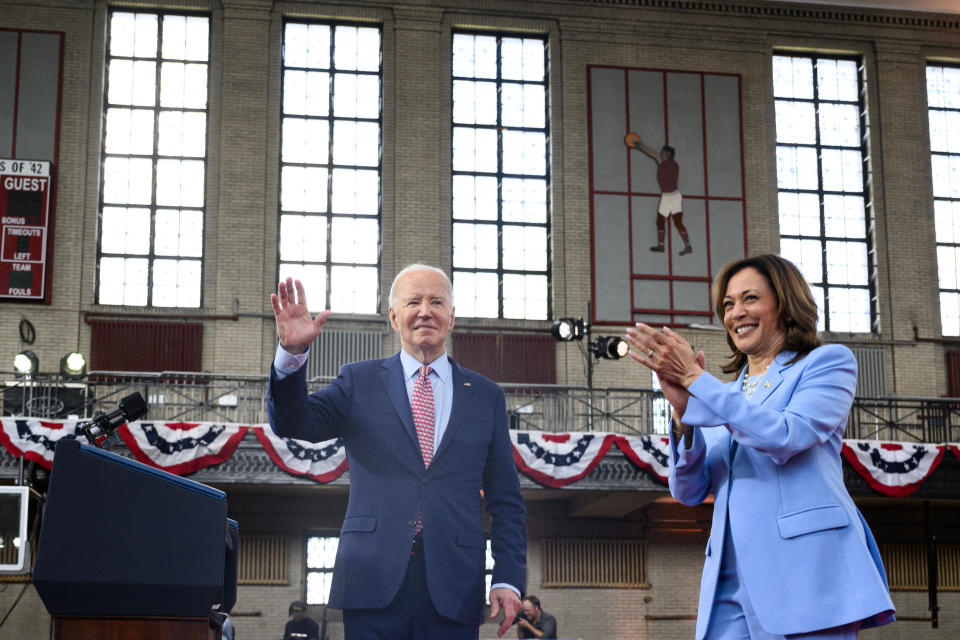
[741,363,769,398]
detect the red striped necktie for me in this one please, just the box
[412,365,434,535]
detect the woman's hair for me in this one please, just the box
[712,254,820,375]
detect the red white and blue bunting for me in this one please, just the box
[841,439,946,497]
[510,431,616,487]
[1,417,956,496]
[117,421,249,476]
[0,418,83,468]
[253,426,347,483]
[614,434,672,483]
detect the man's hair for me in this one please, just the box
[712,253,821,375]
[388,264,453,308]
[522,595,541,609]
[661,145,675,159]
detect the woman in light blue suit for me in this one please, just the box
[626,254,895,639]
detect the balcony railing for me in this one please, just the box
[1,372,957,442]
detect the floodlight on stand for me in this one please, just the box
[592,336,629,360]
[60,351,87,379]
[13,350,39,377]
[551,318,585,341]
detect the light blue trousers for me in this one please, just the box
[706,516,859,640]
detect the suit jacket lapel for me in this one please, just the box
[380,353,419,449]
[752,350,796,405]
[433,357,475,462]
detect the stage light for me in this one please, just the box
[551,318,585,341]
[13,350,39,377]
[592,336,629,360]
[60,352,87,379]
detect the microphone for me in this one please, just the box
[80,392,149,447]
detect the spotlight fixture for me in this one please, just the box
[60,351,87,379]
[550,318,585,342]
[592,336,629,360]
[13,350,39,378]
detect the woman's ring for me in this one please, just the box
[648,349,655,358]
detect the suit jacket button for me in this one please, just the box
[408,520,416,527]
[422,477,430,485]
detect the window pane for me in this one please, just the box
[332,168,379,214]
[774,100,816,144]
[818,103,860,147]
[941,291,960,337]
[158,110,206,157]
[157,159,205,207]
[775,146,818,190]
[306,571,334,606]
[155,208,203,257]
[99,256,149,306]
[108,60,156,107]
[823,195,865,239]
[283,118,330,164]
[330,265,377,314]
[777,191,820,237]
[502,178,547,223]
[453,222,498,269]
[284,70,330,117]
[453,80,497,125]
[453,127,497,173]
[453,271,498,318]
[333,120,379,167]
[502,225,547,272]
[280,214,327,263]
[279,262,327,313]
[105,108,154,155]
[503,273,547,320]
[827,287,870,333]
[935,200,960,245]
[780,239,822,284]
[826,240,868,286]
[502,130,546,176]
[817,59,859,102]
[101,207,150,254]
[103,157,153,205]
[330,217,378,264]
[282,166,328,213]
[307,536,339,568]
[772,55,813,99]
[453,175,498,221]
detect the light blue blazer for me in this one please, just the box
[670,344,895,638]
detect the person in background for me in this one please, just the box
[516,595,557,639]
[284,601,319,640]
[625,254,895,639]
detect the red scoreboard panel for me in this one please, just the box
[0,159,52,301]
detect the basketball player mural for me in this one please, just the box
[624,132,693,256]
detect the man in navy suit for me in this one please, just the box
[268,264,526,639]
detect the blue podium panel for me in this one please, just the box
[33,439,236,617]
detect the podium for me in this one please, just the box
[32,440,238,639]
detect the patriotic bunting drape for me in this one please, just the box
[841,439,946,497]
[117,421,249,476]
[0,418,955,495]
[253,427,347,483]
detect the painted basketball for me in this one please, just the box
[624,132,640,148]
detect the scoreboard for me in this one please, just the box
[0,159,52,301]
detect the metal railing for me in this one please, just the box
[1,372,957,442]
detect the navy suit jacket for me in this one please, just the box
[671,344,895,637]
[268,352,527,625]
